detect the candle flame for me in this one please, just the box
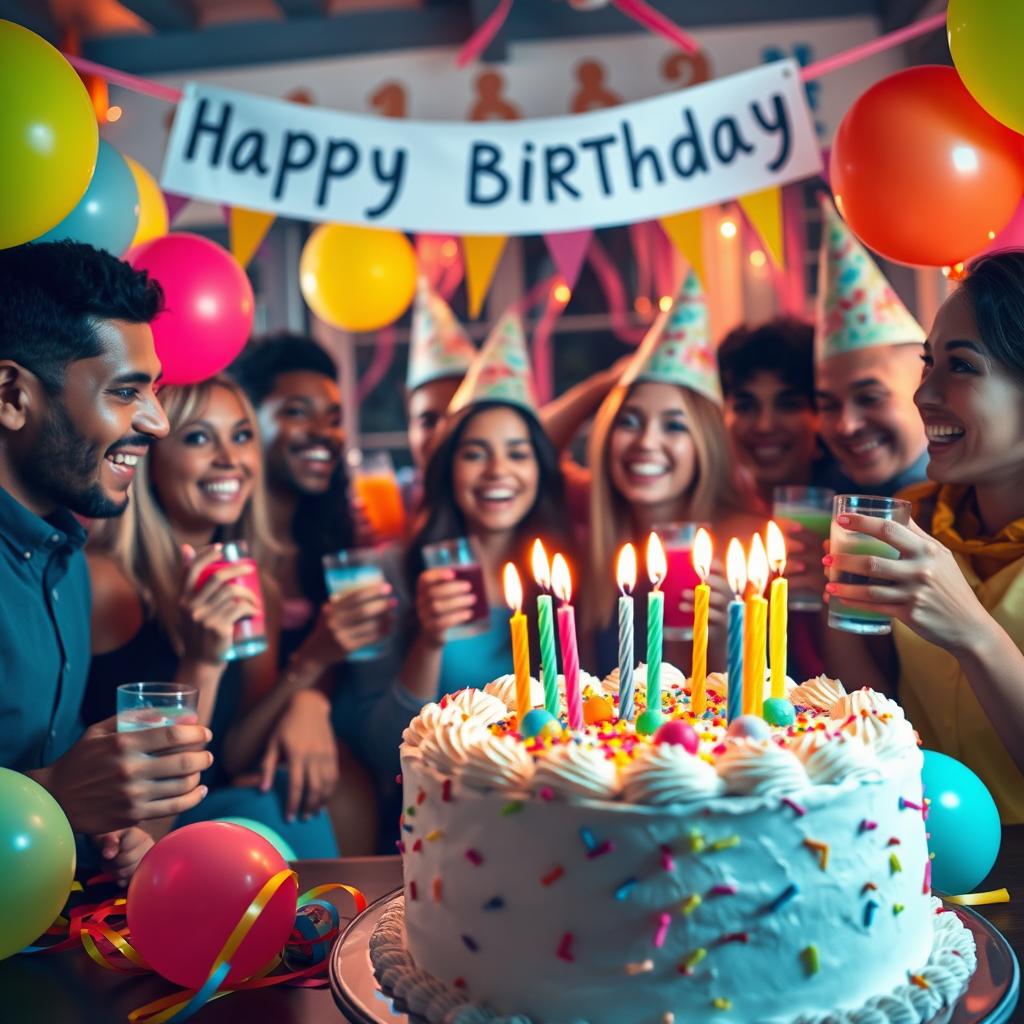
[503,562,523,612]
[551,553,573,604]
[747,534,769,595]
[726,538,747,597]
[646,532,667,588]
[766,520,786,575]
[693,527,713,581]
[616,543,637,595]
[531,538,551,590]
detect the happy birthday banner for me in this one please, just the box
[162,60,821,235]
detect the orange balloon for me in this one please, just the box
[830,65,1024,267]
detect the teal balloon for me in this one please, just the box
[38,140,139,255]
[213,817,298,862]
[0,768,76,960]
[921,750,1001,894]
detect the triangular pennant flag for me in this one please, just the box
[738,187,784,268]
[658,210,705,286]
[543,229,593,290]
[229,207,276,268]
[462,234,508,318]
[163,192,191,224]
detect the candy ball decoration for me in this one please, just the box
[300,224,417,332]
[214,817,298,862]
[520,708,561,739]
[583,694,614,725]
[920,750,1001,895]
[284,899,339,970]
[636,708,665,737]
[127,821,298,989]
[128,234,254,385]
[38,140,139,255]
[0,21,98,249]
[762,698,796,727]
[726,715,771,741]
[653,720,699,754]
[830,65,1024,266]
[0,768,76,960]
[124,156,169,247]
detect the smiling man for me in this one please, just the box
[813,197,929,496]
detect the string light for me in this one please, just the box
[719,218,738,239]
[658,295,673,311]
[634,296,652,316]
[749,250,767,268]
[106,105,123,123]
[553,282,571,304]
[441,239,458,262]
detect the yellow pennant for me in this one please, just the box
[658,210,705,287]
[229,207,276,268]
[462,234,508,318]
[738,187,784,268]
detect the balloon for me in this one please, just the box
[213,818,297,862]
[949,0,1024,137]
[0,768,76,960]
[829,65,1024,266]
[128,233,254,385]
[300,224,417,332]
[124,156,169,248]
[0,21,99,250]
[38,140,139,255]
[127,821,298,989]
[921,750,1001,894]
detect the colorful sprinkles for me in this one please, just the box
[710,834,740,852]
[432,877,442,902]
[681,893,702,916]
[712,997,733,1011]
[557,932,575,962]
[660,845,676,872]
[483,896,505,911]
[782,797,807,817]
[653,913,671,948]
[801,945,820,975]
[613,878,638,901]
[461,934,479,952]
[625,959,654,975]
[803,839,830,870]
[923,860,932,894]
[889,853,903,875]
[501,801,524,816]
[863,900,879,928]
[766,883,799,913]
[542,865,566,887]
[680,947,707,975]
[859,819,878,832]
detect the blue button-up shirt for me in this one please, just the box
[0,486,90,771]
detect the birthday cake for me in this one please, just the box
[370,671,977,1024]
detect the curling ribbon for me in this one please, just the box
[456,0,514,68]
[945,888,1011,907]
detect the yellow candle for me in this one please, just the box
[503,563,532,723]
[690,527,713,715]
[742,535,769,718]
[766,521,788,701]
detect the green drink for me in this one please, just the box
[773,487,835,612]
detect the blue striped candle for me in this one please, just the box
[727,598,745,723]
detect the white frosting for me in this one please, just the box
[483,675,547,711]
[530,743,619,800]
[830,688,919,763]
[445,688,512,727]
[418,719,490,774]
[715,738,810,795]
[456,733,535,793]
[619,743,724,804]
[789,729,882,786]
[789,674,847,712]
[403,702,457,748]
[600,661,686,695]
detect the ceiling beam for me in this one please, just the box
[117,0,194,32]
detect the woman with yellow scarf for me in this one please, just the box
[826,251,1024,823]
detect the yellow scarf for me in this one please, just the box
[903,482,1024,580]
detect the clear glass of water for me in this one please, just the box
[117,683,199,732]
[322,549,390,662]
[422,537,490,640]
[773,486,836,612]
[828,494,910,635]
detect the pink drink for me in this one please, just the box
[663,546,699,633]
[195,553,267,659]
[453,564,490,624]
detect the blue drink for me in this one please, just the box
[323,552,388,662]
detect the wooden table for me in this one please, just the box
[4,832,1023,1024]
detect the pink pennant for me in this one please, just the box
[543,229,592,290]
[163,192,191,224]
[609,0,698,56]
[456,0,514,67]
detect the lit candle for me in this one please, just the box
[616,544,637,722]
[646,532,667,717]
[725,538,747,723]
[766,521,788,701]
[742,535,769,718]
[552,554,583,731]
[531,540,560,718]
[690,527,713,716]
[503,563,532,724]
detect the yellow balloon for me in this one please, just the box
[124,156,169,247]
[949,0,1024,135]
[300,224,417,332]
[0,20,98,250]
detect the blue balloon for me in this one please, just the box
[213,816,298,862]
[38,140,139,255]
[921,750,1001,894]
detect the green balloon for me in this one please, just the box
[0,768,76,960]
[213,818,298,862]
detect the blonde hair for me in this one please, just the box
[89,375,280,655]
[583,380,747,631]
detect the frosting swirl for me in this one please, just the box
[442,687,509,727]
[620,742,724,804]
[418,719,489,774]
[716,739,809,795]
[531,743,620,800]
[455,733,535,792]
[789,674,847,712]
[789,729,882,785]
[483,674,546,711]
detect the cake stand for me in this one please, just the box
[329,889,1020,1024]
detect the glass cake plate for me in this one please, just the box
[329,889,1020,1024]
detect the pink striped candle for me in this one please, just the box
[552,554,583,731]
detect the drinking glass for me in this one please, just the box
[195,540,268,660]
[422,537,490,640]
[349,449,407,543]
[322,549,390,662]
[828,495,910,635]
[117,683,198,732]
[773,485,836,612]
[652,521,703,642]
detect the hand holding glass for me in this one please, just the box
[773,486,836,611]
[421,538,490,639]
[323,550,391,661]
[117,683,199,732]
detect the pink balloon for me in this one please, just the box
[129,233,254,385]
[127,822,297,989]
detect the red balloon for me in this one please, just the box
[129,233,254,385]
[830,65,1024,267]
[127,822,298,989]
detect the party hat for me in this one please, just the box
[407,277,477,391]
[624,269,722,407]
[815,196,925,363]
[448,310,538,414]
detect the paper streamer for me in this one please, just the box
[586,236,645,346]
[945,888,1011,907]
[610,0,699,56]
[456,0,515,68]
[355,325,397,404]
